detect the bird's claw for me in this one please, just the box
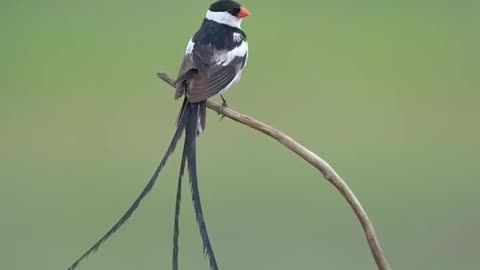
[218,103,227,121]
[218,96,228,121]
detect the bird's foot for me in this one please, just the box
[218,95,228,121]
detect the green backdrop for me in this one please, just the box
[2,1,479,269]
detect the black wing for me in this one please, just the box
[175,42,247,103]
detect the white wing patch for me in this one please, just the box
[222,41,248,66]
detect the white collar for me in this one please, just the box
[205,10,242,29]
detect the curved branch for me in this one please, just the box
[156,72,392,270]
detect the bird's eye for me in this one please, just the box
[229,7,240,16]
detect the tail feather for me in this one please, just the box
[172,131,188,270]
[68,100,190,270]
[198,101,207,136]
[67,99,214,270]
[175,98,188,127]
[184,102,218,270]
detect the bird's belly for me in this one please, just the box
[218,69,243,96]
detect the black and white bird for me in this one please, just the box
[175,0,250,132]
[67,1,250,270]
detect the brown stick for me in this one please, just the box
[157,72,392,270]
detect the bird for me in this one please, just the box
[66,1,250,270]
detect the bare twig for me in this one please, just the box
[156,72,392,270]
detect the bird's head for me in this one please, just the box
[206,0,250,28]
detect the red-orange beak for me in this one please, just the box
[237,7,250,18]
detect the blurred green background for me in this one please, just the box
[2,0,479,269]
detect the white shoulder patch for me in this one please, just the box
[186,39,194,54]
[233,32,243,43]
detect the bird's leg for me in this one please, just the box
[220,95,228,108]
[218,95,228,121]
